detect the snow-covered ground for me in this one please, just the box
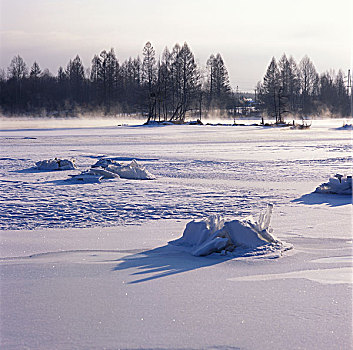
[0,118,352,349]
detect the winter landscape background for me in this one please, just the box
[1,0,352,348]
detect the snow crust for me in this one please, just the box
[315,174,352,195]
[171,205,292,257]
[36,158,76,170]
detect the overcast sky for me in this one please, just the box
[1,0,351,91]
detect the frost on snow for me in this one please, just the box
[36,158,76,170]
[91,158,155,180]
[315,174,352,195]
[170,204,292,257]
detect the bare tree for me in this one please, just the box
[299,55,319,114]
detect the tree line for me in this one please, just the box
[0,42,232,122]
[257,54,350,122]
[0,43,350,120]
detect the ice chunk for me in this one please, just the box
[193,237,228,256]
[257,203,273,232]
[71,173,103,183]
[315,175,352,195]
[87,167,120,179]
[58,159,76,170]
[36,159,59,170]
[170,205,289,257]
[106,160,155,180]
[225,216,277,249]
[92,157,155,180]
[170,215,224,247]
[175,220,209,247]
[36,158,76,170]
[92,158,121,168]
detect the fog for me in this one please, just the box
[1,115,351,131]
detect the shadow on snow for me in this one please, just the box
[292,192,352,207]
[112,245,232,284]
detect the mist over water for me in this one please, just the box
[0,115,351,131]
[0,116,144,130]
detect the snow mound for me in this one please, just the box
[170,204,292,257]
[36,158,76,170]
[315,174,352,195]
[92,158,155,180]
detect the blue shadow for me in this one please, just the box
[113,244,232,284]
[292,192,352,207]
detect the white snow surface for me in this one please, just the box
[0,118,352,350]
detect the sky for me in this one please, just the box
[0,0,351,92]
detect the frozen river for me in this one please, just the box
[0,118,352,350]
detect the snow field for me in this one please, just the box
[0,118,352,350]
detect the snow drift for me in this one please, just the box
[92,158,155,180]
[170,204,292,257]
[315,174,352,195]
[36,158,76,170]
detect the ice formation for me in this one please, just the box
[92,158,155,180]
[69,167,119,182]
[170,204,292,257]
[86,167,120,179]
[36,158,76,170]
[69,158,155,182]
[315,174,352,195]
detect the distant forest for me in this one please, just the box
[0,41,351,120]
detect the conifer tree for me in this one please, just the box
[262,57,280,121]
[66,55,85,103]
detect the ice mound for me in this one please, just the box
[92,158,155,180]
[315,174,352,195]
[36,158,76,170]
[170,204,292,257]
